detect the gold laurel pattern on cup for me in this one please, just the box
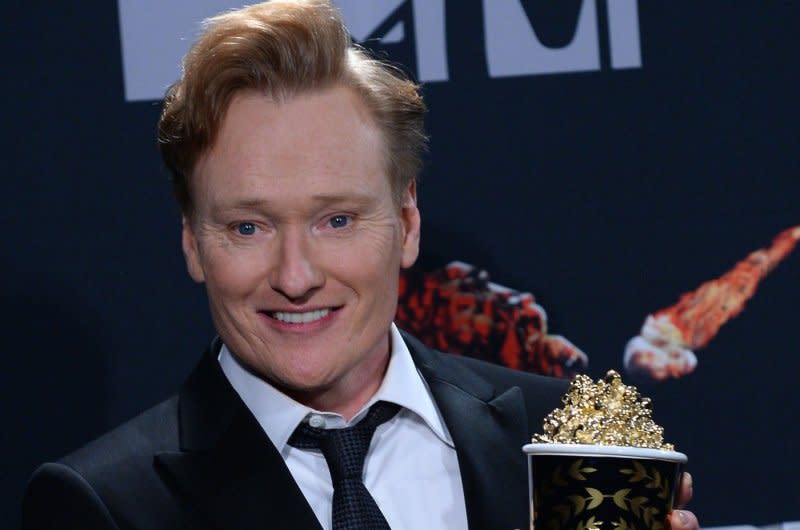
[534,457,677,530]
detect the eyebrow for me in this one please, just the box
[215,192,379,212]
[308,192,378,205]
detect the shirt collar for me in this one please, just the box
[218,324,454,453]
[375,324,454,447]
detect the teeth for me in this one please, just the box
[272,309,331,324]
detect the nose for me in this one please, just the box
[268,228,324,301]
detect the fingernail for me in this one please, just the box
[677,510,690,528]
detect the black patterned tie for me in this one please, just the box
[288,401,400,530]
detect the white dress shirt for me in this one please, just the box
[219,324,469,530]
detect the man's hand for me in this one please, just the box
[669,472,699,530]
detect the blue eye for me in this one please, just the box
[236,223,256,235]
[329,215,350,228]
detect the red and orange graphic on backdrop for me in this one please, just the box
[624,225,800,381]
[396,262,588,378]
[396,226,799,381]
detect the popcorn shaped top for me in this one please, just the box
[532,371,674,450]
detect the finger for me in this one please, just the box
[668,509,699,530]
[676,472,693,507]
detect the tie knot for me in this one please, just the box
[288,401,401,481]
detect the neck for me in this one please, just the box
[285,343,392,421]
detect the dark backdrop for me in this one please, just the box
[4,1,799,527]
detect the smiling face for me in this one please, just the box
[182,86,421,418]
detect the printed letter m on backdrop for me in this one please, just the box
[483,0,642,77]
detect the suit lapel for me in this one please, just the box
[406,334,532,530]
[154,346,322,530]
[152,335,535,529]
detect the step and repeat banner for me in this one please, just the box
[3,1,798,527]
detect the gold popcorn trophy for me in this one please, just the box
[523,371,687,530]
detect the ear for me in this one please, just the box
[399,180,421,269]
[182,217,206,283]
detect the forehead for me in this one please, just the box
[193,86,390,207]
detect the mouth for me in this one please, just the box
[262,307,341,325]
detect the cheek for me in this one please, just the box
[202,247,268,298]
[358,222,403,261]
[352,240,403,301]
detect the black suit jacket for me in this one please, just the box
[22,333,567,530]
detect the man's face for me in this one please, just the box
[182,86,420,415]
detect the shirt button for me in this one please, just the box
[308,415,325,428]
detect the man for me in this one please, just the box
[22,1,699,529]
